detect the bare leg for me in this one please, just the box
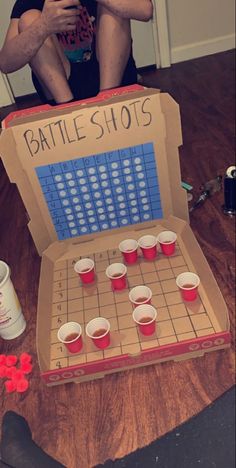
[96,4,131,90]
[19,9,73,103]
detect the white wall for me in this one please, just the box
[166,0,235,63]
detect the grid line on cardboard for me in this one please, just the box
[50,245,216,369]
[35,143,163,240]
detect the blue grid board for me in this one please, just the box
[35,142,163,240]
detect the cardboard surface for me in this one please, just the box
[0,87,230,386]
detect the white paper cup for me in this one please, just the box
[0,261,26,340]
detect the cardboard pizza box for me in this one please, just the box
[0,85,231,386]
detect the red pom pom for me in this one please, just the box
[19,353,32,364]
[12,369,24,381]
[0,354,6,366]
[5,380,16,393]
[16,378,29,393]
[0,365,7,378]
[20,362,33,375]
[5,366,17,379]
[6,355,18,367]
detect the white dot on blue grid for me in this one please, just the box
[76,170,84,177]
[124,168,131,174]
[99,214,106,221]
[128,184,135,190]
[137,173,144,180]
[77,212,84,219]
[81,227,88,233]
[139,181,146,188]
[101,173,108,180]
[144,214,150,220]
[68,180,75,187]
[131,207,138,214]
[99,165,106,173]
[83,194,90,201]
[117,195,124,202]
[65,208,72,214]
[57,183,64,189]
[92,225,98,231]
[109,213,115,219]
[126,176,132,182]
[123,159,130,167]
[120,210,127,216]
[121,219,128,225]
[133,216,140,222]
[73,197,79,203]
[96,200,103,207]
[88,168,95,175]
[89,217,95,223]
[81,186,88,193]
[98,208,104,214]
[114,178,120,185]
[143,205,150,211]
[119,203,125,209]
[90,176,97,183]
[79,178,86,185]
[88,210,94,216]
[108,206,114,212]
[71,229,78,235]
[69,222,75,228]
[65,173,73,180]
[59,190,66,197]
[75,205,82,211]
[79,219,86,225]
[70,189,77,195]
[111,221,118,227]
[116,187,123,194]
[130,200,137,206]
[67,215,74,221]
[134,158,141,164]
[140,190,146,196]
[102,223,109,229]
[104,189,111,196]
[92,183,99,190]
[105,198,112,204]
[85,203,92,209]
[142,198,148,204]
[101,181,108,188]
[55,175,62,182]
[136,165,143,172]
[94,192,101,199]
[111,162,118,169]
[112,171,119,177]
[129,193,136,200]
[62,200,69,206]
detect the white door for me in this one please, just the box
[0,0,169,101]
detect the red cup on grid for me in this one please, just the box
[86,317,111,349]
[138,235,157,260]
[176,272,200,302]
[129,285,152,308]
[119,239,138,264]
[74,258,95,284]
[106,263,127,290]
[132,304,157,336]
[157,230,177,256]
[57,321,83,354]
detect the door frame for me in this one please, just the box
[153,0,171,68]
[0,72,15,106]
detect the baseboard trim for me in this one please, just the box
[171,33,235,64]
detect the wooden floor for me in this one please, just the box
[0,50,235,468]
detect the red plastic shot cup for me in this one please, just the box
[138,235,157,260]
[129,285,152,308]
[157,230,177,256]
[86,317,110,349]
[176,272,200,301]
[119,239,138,264]
[57,322,83,353]
[132,304,157,336]
[74,258,95,284]
[106,263,127,290]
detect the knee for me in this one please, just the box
[18,9,41,32]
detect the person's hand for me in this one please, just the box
[41,0,81,34]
